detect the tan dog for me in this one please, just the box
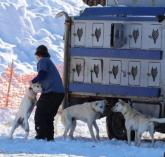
[112,99,165,146]
[9,83,42,139]
[61,100,106,141]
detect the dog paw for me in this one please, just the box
[24,136,28,140]
[127,142,131,146]
[93,138,99,142]
[69,136,75,140]
[96,136,100,141]
[62,136,68,141]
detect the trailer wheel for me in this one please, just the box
[106,113,135,140]
[106,113,127,140]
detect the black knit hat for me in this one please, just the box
[35,45,50,58]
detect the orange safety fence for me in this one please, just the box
[0,62,63,108]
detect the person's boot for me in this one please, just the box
[35,135,46,140]
[47,137,54,141]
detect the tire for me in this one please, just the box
[106,113,135,140]
[106,113,127,140]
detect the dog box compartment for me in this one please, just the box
[111,23,125,48]
[145,24,162,49]
[109,60,122,84]
[89,59,103,83]
[92,23,104,47]
[129,24,142,49]
[71,58,85,82]
[73,22,86,47]
[128,61,141,86]
[148,62,160,87]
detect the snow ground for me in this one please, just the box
[0,108,165,157]
[1,0,165,156]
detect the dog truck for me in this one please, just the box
[61,0,165,140]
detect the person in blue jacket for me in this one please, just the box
[31,45,64,141]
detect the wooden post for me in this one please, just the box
[5,60,14,107]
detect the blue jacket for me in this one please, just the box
[32,57,64,94]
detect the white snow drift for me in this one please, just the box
[0,0,86,73]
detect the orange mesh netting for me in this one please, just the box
[0,62,63,108]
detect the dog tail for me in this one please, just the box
[150,118,165,123]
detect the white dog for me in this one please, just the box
[61,100,106,141]
[112,99,165,146]
[9,83,42,139]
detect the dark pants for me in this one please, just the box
[34,92,64,141]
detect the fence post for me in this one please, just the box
[5,60,14,107]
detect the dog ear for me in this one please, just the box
[127,100,132,107]
[118,99,126,106]
[123,100,132,108]
[118,99,123,103]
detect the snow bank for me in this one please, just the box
[0,0,87,74]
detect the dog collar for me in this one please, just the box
[122,109,130,117]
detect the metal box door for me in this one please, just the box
[111,23,125,48]
[109,60,121,84]
[147,25,161,49]
[90,59,102,83]
[73,23,86,47]
[148,62,160,86]
[92,23,104,47]
[128,61,141,86]
[129,24,142,48]
[72,58,85,82]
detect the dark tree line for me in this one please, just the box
[83,0,106,6]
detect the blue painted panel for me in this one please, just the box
[74,16,157,21]
[69,83,161,97]
[70,48,162,60]
[80,7,165,17]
